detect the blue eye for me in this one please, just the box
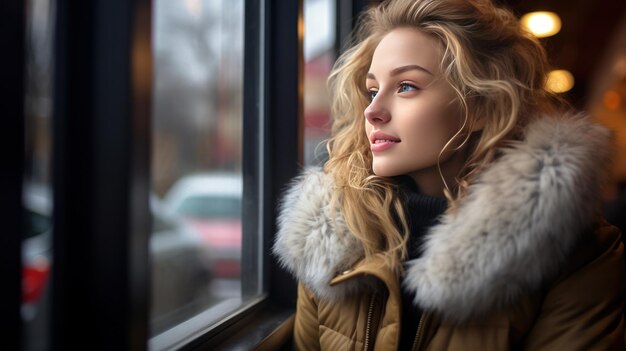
[398,82,417,93]
[368,90,378,101]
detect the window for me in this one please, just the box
[304,0,336,166]
[149,0,258,348]
[23,0,55,350]
[9,0,337,349]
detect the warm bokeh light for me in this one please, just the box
[546,69,574,93]
[604,90,622,111]
[614,57,626,77]
[520,11,562,38]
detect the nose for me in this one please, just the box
[364,97,391,125]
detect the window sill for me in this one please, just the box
[177,300,294,351]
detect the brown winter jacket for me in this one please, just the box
[274,114,626,351]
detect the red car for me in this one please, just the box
[164,173,242,279]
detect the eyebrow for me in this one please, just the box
[367,64,433,80]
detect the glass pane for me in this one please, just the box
[23,0,55,350]
[150,0,246,346]
[304,0,335,166]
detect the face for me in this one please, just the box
[365,27,463,180]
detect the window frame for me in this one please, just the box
[47,0,305,348]
[336,0,370,55]
[50,0,152,348]
[0,0,25,349]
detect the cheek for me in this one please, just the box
[405,107,454,142]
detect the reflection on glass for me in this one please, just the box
[23,0,55,350]
[304,0,336,166]
[150,0,244,345]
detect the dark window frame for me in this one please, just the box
[0,0,25,349]
[51,0,152,349]
[47,0,305,348]
[336,0,370,55]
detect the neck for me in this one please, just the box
[408,148,467,197]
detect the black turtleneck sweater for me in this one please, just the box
[394,176,447,350]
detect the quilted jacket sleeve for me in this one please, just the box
[523,222,625,350]
[294,283,321,350]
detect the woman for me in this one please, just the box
[273,0,625,349]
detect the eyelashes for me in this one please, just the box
[398,81,418,93]
[367,81,419,101]
[368,89,378,100]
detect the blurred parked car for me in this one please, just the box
[22,184,53,323]
[21,185,214,336]
[164,173,242,279]
[149,195,214,335]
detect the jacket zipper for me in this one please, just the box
[363,292,377,351]
[411,312,431,351]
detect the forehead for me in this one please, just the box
[370,27,443,75]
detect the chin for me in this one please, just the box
[372,164,401,178]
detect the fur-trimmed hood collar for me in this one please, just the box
[273,113,612,322]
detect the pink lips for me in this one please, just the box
[370,131,401,152]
